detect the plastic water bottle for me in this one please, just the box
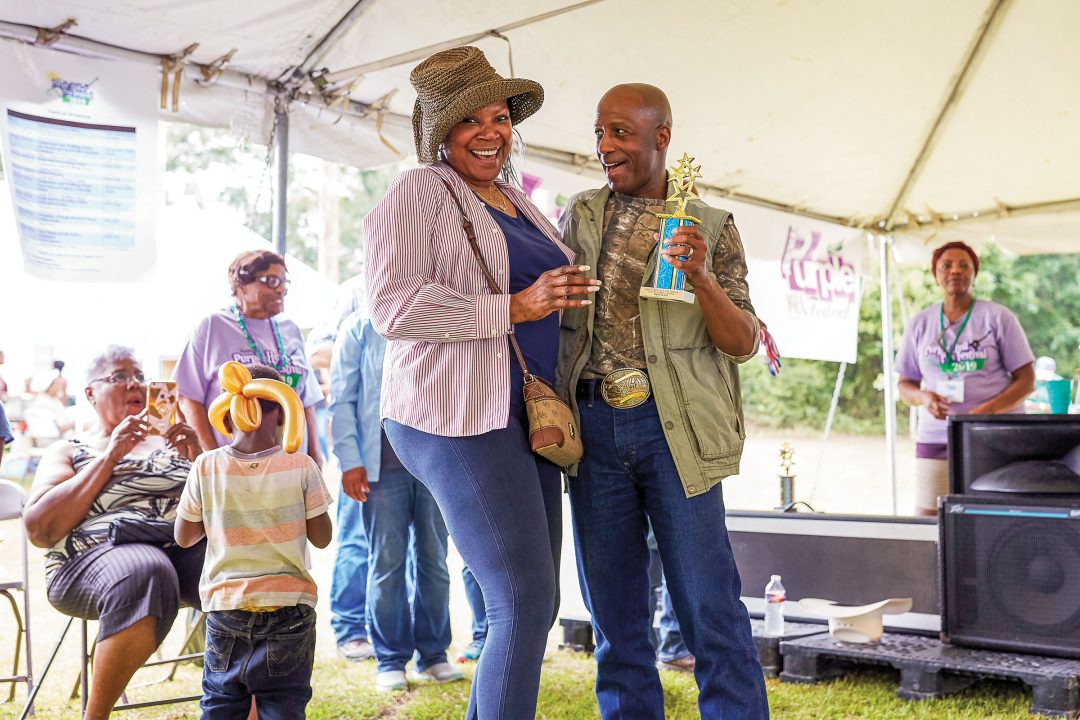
[764,575,786,636]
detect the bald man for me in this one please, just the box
[556,84,770,719]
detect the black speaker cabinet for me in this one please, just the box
[948,414,1080,495]
[939,494,1080,658]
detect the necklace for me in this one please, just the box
[231,304,288,373]
[469,182,509,213]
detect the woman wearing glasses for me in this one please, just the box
[174,249,324,465]
[24,346,205,720]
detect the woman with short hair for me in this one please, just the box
[174,250,324,466]
[895,241,1035,515]
[24,346,205,720]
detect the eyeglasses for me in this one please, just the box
[253,275,290,290]
[90,371,146,386]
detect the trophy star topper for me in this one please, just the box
[641,152,704,304]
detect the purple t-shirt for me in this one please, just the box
[895,299,1034,445]
[174,308,323,450]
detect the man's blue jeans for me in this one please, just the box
[569,390,770,719]
[330,482,370,646]
[656,578,690,662]
[201,605,315,720]
[362,466,452,673]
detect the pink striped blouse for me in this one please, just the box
[363,162,575,437]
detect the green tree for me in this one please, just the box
[164,122,402,280]
[741,245,1080,434]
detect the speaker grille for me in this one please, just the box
[942,498,1080,658]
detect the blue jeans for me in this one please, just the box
[657,577,690,662]
[315,404,330,461]
[330,483,370,646]
[363,466,452,672]
[385,391,561,720]
[462,565,488,643]
[201,606,316,720]
[569,390,769,720]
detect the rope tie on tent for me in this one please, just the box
[922,206,944,244]
[352,89,402,157]
[196,49,238,87]
[488,30,515,77]
[994,198,1011,218]
[35,18,77,46]
[159,43,199,112]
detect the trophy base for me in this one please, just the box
[639,287,696,304]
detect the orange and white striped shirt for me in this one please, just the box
[177,446,332,611]
[363,162,574,437]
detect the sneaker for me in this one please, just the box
[457,640,485,662]
[411,661,465,684]
[375,670,408,692]
[337,638,375,661]
[656,654,696,674]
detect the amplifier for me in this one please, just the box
[947,414,1080,496]
[939,494,1080,658]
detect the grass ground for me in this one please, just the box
[2,627,1037,719]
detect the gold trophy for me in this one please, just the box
[640,153,702,304]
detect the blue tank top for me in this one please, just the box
[485,206,564,390]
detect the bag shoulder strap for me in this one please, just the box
[439,177,532,378]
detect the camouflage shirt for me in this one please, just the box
[581,193,665,378]
[581,192,757,379]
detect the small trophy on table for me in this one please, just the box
[640,153,703,304]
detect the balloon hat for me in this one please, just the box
[208,361,305,453]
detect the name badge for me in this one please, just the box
[936,378,965,403]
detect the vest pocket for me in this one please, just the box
[667,348,742,460]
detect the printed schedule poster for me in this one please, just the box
[0,41,158,281]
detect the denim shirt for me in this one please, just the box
[329,311,387,482]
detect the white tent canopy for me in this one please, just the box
[2,0,1077,253]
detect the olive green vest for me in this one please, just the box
[556,186,758,497]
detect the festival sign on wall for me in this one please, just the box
[745,218,865,364]
[0,40,159,281]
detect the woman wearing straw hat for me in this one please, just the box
[895,241,1034,515]
[364,46,599,717]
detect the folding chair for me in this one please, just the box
[72,609,205,713]
[0,479,33,710]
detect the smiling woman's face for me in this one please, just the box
[86,357,146,431]
[442,101,512,185]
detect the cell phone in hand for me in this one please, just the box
[145,381,178,436]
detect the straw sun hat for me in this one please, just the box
[411,46,544,164]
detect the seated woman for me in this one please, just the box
[23,346,205,720]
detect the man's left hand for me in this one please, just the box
[661,225,709,284]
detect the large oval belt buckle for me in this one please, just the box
[600,368,651,409]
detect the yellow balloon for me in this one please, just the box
[245,378,305,454]
[206,362,306,453]
[220,361,252,395]
[230,394,262,433]
[208,391,234,438]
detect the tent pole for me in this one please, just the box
[879,234,898,514]
[272,101,289,256]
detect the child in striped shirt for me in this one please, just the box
[175,365,332,719]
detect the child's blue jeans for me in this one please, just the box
[201,605,316,720]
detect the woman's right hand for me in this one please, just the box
[922,391,951,420]
[105,410,150,463]
[509,265,600,323]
